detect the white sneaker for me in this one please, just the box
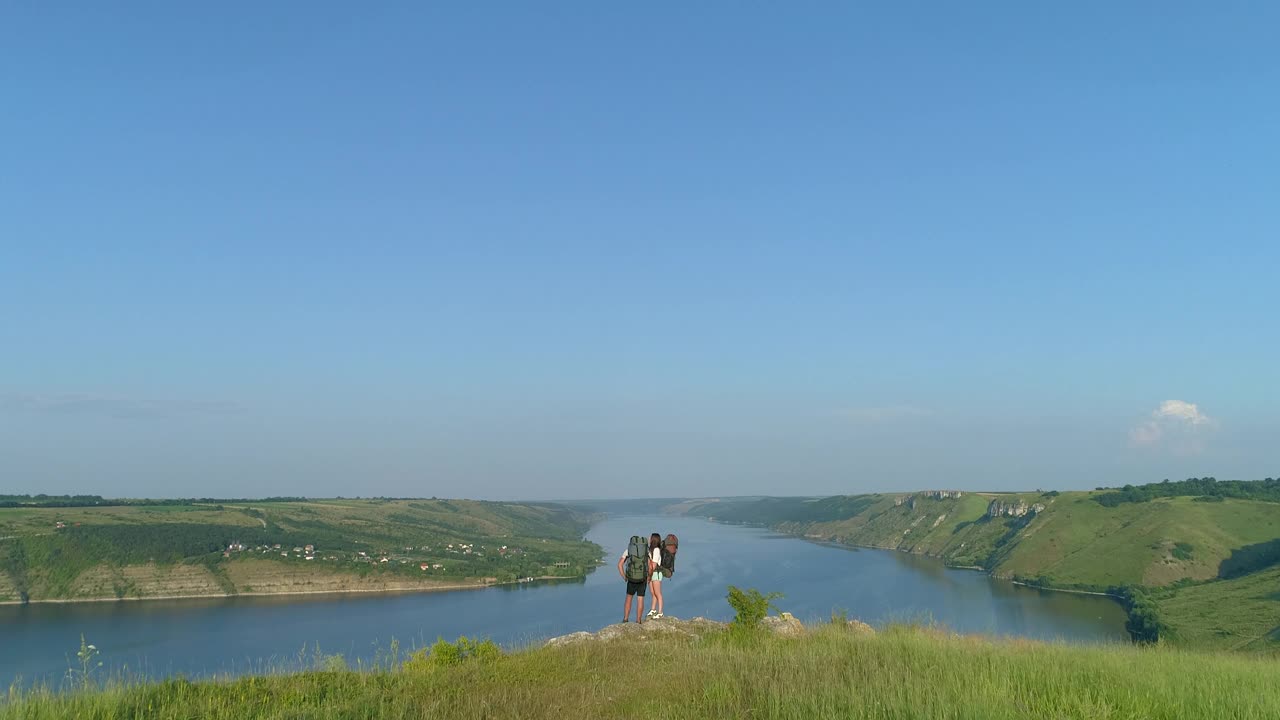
[654,613,664,619]
[646,608,657,617]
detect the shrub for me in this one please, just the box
[1119,587,1164,644]
[726,586,782,629]
[404,636,502,672]
[1172,542,1194,561]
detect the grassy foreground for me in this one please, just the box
[6,624,1277,720]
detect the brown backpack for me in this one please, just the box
[659,534,678,577]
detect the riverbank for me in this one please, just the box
[1010,581,1124,599]
[6,620,1275,719]
[0,573,598,607]
[0,579,496,606]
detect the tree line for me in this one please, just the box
[1093,478,1280,507]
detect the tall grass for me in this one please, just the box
[5,623,1276,719]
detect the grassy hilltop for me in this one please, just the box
[0,497,602,603]
[6,621,1277,719]
[681,478,1280,652]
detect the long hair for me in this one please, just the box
[649,533,662,551]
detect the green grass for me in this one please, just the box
[1158,565,1280,653]
[6,624,1277,719]
[994,495,1280,588]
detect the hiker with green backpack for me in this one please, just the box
[617,534,653,623]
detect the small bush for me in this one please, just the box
[1172,542,1194,561]
[404,636,502,672]
[726,586,782,629]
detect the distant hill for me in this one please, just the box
[679,479,1280,651]
[0,498,601,604]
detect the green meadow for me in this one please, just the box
[5,622,1276,720]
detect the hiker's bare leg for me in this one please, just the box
[623,595,633,622]
[651,580,663,615]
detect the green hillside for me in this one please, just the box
[684,480,1280,651]
[0,498,602,603]
[1157,565,1280,652]
[7,621,1276,719]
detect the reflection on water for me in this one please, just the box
[0,514,1127,688]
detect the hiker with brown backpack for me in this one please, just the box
[646,533,678,619]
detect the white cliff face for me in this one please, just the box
[987,500,1038,518]
[897,491,965,507]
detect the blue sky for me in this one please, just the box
[2,3,1277,499]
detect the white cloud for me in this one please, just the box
[1129,400,1216,453]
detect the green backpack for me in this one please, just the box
[625,535,649,582]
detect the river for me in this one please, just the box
[0,514,1128,688]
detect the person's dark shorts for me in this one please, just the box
[626,580,647,596]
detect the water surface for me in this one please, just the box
[0,514,1127,688]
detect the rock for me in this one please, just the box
[761,612,805,637]
[844,619,875,635]
[543,631,593,648]
[543,616,728,648]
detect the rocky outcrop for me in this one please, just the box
[760,612,805,637]
[897,491,964,508]
[544,613,875,648]
[844,619,875,635]
[544,616,728,647]
[988,500,1034,518]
